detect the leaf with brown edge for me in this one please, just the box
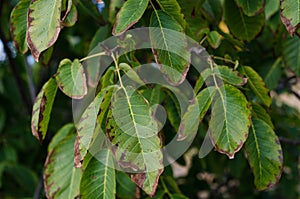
[55,59,87,99]
[26,0,62,61]
[44,131,82,199]
[280,0,300,35]
[209,84,251,159]
[245,119,283,190]
[31,77,58,142]
[10,0,31,54]
[241,66,272,107]
[112,0,149,35]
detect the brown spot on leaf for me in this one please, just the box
[280,8,299,35]
[74,135,82,168]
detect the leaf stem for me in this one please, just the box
[79,51,107,62]
[211,55,236,64]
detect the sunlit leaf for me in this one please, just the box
[26,0,62,61]
[251,103,274,129]
[113,0,149,35]
[213,65,245,86]
[150,10,190,84]
[245,119,283,190]
[31,77,57,142]
[109,86,163,195]
[280,0,300,35]
[10,0,31,54]
[207,31,222,49]
[178,87,215,141]
[44,132,82,199]
[56,59,87,99]
[80,150,116,199]
[210,84,251,159]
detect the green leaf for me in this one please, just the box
[44,133,82,199]
[251,103,274,129]
[150,10,190,84]
[156,0,187,29]
[207,31,222,49]
[116,171,136,199]
[109,86,163,195]
[235,0,265,16]
[194,68,213,94]
[31,77,58,142]
[112,0,149,35]
[209,84,251,159]
[10,0,31,54]
[89,25,109,51]
[80,150,116,199]
[280,0,300,35]
[164,90,181,131]
[109,0,124,24]
[76,86,115,164]
[241,66,271,107]
[48,123,75,151]
[245,119,283,190]
[265,0,280,19]
[213,65,245,86]
[178,87,215,141]
[61,3,77,27]
[283,37,300,75]
[56,59,87,99]
[26,0,62,61]
[224,0,265,41]
[263,58,282,90]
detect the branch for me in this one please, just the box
[279,137,300,146]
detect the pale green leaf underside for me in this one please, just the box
[31,77,57,142]
[113,0,149,35]
[76,86,115,162]
[209,84,251,159]
[150,10,190,84]
[109,86,163,195]
[245,119,283,190]
[235,0,265,16]
[10,0,31,54]
[178,87,215,140]
[80,150,116,199]
[224,0,265,41]
[56,59,87,99]
[242,66,272,107]
[44,133,82,199]
[26,0,62,61]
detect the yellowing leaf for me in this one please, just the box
[26,0,62,61]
